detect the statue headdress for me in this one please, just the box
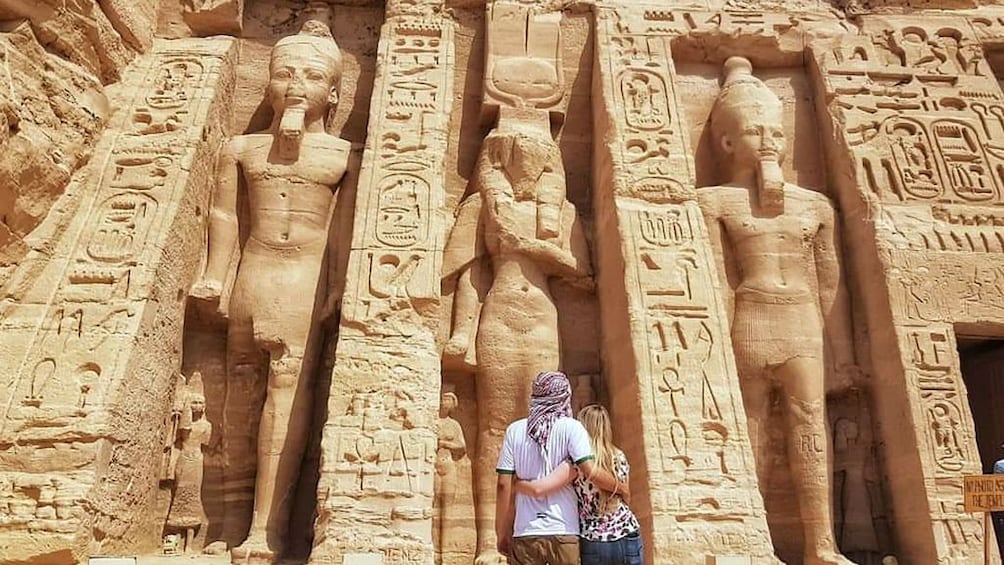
[710,57,782,144]
[272,19,343,87]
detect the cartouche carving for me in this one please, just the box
[190,19,350,563]
[697,57,859,565]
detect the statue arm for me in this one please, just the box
[814,202,857,372]
[196,138,241,294]
[699,196,735,324]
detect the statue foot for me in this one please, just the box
[231,535,278,564]
[805,550,857,565]
[474,549,509,565]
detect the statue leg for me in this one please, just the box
[225,316,266,548]
[473,368,523,565]
[473,343,554,565]
[776,357,855,565]
[233,340,318,562]
[739,373,773,488]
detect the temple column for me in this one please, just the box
[590,6,775,563]
[310,1,454,563]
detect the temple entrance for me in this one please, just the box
[958,337,1004,474]
[959,336,1004,557]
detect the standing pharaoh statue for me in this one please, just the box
[697,57,858,565]
[190,19,350,563]
[442,116,593,565]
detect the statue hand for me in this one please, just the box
[190,277,222,301]
[566,274,595,293]
[832,363,866,391]
[189,277,226,321]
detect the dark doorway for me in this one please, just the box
[958,335,1004,558]
[958,337,1004,474]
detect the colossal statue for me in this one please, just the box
[697,57,859,565]
[190,19,350,563]
[443,116,593,565]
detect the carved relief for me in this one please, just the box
[483,3,563,114]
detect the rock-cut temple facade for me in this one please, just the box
[1,0,1004,564]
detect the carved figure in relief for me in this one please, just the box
[189,19,350,562]
[434,390,476,565]
[442,117,593,564]
[165,371,212,554]
[697,57,858,565]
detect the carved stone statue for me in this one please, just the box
[165,371,212,554]
[442,115,592,564]
[433,390,476,565]
[190,19,350,563]
[697,57,858,565]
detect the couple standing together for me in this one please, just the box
[494,371,644,565]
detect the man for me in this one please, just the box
[494,371,619,565]
[993,443,1004,554]
[190,19,350,563]
[697,57,857,565]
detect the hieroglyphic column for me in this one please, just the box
[811,15,999,563]
[591,7,776,563]
[310,2,453,564]
[0,38,236,560]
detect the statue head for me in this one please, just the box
[711,57,786,172]
[440,391,458,416]
[269,20,343,143]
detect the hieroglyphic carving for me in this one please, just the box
[820,19,1004,206]
[592,7,774,562]
[605,28,693,203]
[314,4,453,563]
[343,17,452,334]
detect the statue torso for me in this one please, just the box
[700,183,830,300]
[235,132,350,250]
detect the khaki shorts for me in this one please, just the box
[510,535,580,565]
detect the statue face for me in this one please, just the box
[190,395,206,414]
[719,104,787,170]
[269,42,339,120]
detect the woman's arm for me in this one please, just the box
[513,460,576,498]
[579,459,631,499]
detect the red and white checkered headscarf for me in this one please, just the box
[527,371,572,449]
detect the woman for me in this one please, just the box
[515,404,644,565]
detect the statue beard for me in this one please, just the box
[278,106,307,160]
[756,157,785,214]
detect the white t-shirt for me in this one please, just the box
[495,417,593,537]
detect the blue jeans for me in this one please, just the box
[580,531,644,565]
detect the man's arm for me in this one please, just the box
[495,473,515,555]
[814,200,857,379]
[513,460,576,498]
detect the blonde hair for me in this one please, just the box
[577,404,621,514]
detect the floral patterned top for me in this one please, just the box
[573,449,641,541]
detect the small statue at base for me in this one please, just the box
[164,371,212,554]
